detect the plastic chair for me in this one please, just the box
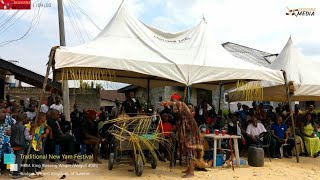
[257,131,272,161]
[280,144,290,158]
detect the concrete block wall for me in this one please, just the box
[5,87,101,112]
[4,87,50,103]
[69,88,101,112]
[150,87,165,111]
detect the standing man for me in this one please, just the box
[235,103,242,113]
[267,106,276,123]
[26,104,36,121]
[238,105,248,129]
[50,98,64,115]
[40,100,49,113]
[257,103,267,124]
[307,105,317,121]
[110,99,121,119]
[47,89,56,107]
[122,91,141,117]
[70,104,83,146]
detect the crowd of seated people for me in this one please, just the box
[2,90,320,179]
[188,102,320,160]
[0,92,116,179]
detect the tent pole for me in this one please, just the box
[147,79,150,109]
[218,81,223,113]
[282,70,299,163]
[23,49,54,172]
[57,0,70,121]
[227,93,231,113]
[187,86,191,104]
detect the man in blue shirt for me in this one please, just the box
[271,114,295,158]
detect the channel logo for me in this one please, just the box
[3,153,18,171]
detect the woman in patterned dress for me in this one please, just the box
[161,94,203,178]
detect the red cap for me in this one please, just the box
[171,93,181,101]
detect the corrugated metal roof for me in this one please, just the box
[222,42,278,67]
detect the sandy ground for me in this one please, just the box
[1,157,319,180]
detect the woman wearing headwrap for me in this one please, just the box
[161,93,203,178]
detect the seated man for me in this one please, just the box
[246,117,267,145]
[47,110,78,164]
[271,115,295,158]
[82,110,104,164]
[246,116,280,158]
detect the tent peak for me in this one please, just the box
[202,14,207,24]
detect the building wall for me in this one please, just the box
[101,100,116,107]
[150,87,165,111]
[190,88,197,107]
[131,86,199,111]
[69,88,101,111]
[5,87,101,112]
[4,87,50,103]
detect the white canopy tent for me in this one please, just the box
[229,37,320,102]
[52,3,284,89]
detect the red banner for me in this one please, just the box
[0,0,31,10]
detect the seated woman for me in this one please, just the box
[300,113,320,157]
[82,110,104,163]
[287,120,305,156]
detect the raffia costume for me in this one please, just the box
[172,101,203,166]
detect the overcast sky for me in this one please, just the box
[0,0,319,89]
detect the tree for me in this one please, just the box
[95,83,104,90]
[79,80,90,89]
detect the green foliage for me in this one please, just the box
[79,80,104,90]
[79,80,90,89]
[95,83,104,90]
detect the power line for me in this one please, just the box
[0,10,10,22]
[64,0,84,42]
[0,0,44,47]
[0,11,19,32]
[67,0,90,41]
[63,0,84,43]
[69,0,102,31]
[0,11,28,35]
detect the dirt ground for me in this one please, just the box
[1,157,319,180]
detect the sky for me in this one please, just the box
[0,0,319,89]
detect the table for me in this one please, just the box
[204,134,241,168]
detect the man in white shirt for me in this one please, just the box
[40,100,49,113]
[246,117,267,143]
[50,98,64,114]
[235,103,242,113]
[26,104,36,121]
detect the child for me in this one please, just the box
[157,113,174,161]
[25,113,49,178]
[10,112,33,179]
[158,113,174,137]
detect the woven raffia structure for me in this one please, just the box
[107,115,172,164]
